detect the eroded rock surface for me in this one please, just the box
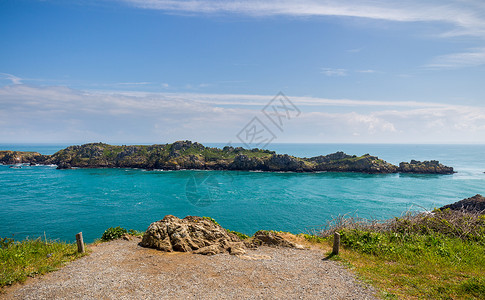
[252,231,305,249]
[140,215,246,255]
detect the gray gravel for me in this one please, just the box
[3,239,378,300]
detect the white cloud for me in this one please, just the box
[1,84,485,143]
[121,1,485,70]
[356,69,378,74]
[116,82,152,85]
[425,48,485,69]
[120,0,485,38]
[321,68,347,77]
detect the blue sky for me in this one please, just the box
[1,0,485,144]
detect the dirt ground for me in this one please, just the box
[2,237,378,300]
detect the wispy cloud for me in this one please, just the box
[0,73,23,85]
[120,0,485,38]
[356,69,378,74]
[1,84,485,143]
[321,68,347,77]
[346,48,362,53]
[425,48,485,69]
[116,82,152,86]
[119,1,485,70]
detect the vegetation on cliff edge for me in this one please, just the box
[0,237,86,288]
[307,208,485,299]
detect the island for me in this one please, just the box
[0,140,454,174]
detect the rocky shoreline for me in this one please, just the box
[0,140,454,174]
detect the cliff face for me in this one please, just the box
[1,141,454,174]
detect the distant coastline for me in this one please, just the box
[0,140,454,174]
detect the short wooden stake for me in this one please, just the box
[332,232,340,255]
[76,232,85,253]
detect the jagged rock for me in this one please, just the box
[440,194,485,214]
[266,154,307,171]
[312,153,398,173]
[140,215,246,255]
[56,162,72,169]
[230,155,264,170]
[252,231,304,249]
[309,151,353,163]
[399,160,454,174]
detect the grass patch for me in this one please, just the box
[202,216,220,226]
[309,209,485,299]
[0,237,85,288]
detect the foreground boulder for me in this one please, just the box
[440,194,485,214]
[140,215,246,255]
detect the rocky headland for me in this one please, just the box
[0,141,454,174]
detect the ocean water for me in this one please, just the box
[1,143,484,243]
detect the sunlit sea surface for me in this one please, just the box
[1,143,484,243]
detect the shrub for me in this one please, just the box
[101,226,128,241]
[0,237,14,249]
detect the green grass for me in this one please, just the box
[338,230,485,299]
[0,237,85,288]
[310,210,485,299]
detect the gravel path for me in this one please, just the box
[3,239,378,299]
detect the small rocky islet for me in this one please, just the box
[0,140,454,174]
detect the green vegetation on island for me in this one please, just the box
[0,141,454,174]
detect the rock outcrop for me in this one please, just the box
[440,194,485,214]
[140,215,246,255]
[399,160,454,174]
[0,151,47,165]
[252,231,304,249]
[310,153,398,173]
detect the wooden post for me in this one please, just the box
[76,232,85,253]
[332,232,340,255]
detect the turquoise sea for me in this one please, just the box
[1,143,484,243]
